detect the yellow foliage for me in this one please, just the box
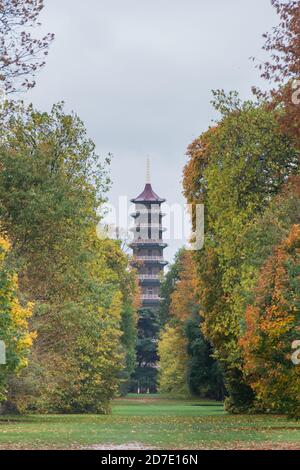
[0,235,35,398]
[158,325,188,395]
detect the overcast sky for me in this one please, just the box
[25,0,278,262]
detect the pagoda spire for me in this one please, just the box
[131,159,165,203]
[146,157,151,184]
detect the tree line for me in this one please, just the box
[0,101,139,413]
[157,0,300,418]
[0,0,299,417]
[0,1,139,413]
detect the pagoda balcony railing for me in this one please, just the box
[141,294,161,301]
[136,224,163,228]
[130,225,167,232]
[138,274,160,280]
[131,211,165,217]
[130,238,167,245]
[134,256,165,261]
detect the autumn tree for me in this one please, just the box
[111,248,139,394]
[158,250,195,395]
[158,250,224,399]
[254,0,300,148]
[183,92,299,411]
[170,250,200,323]
[0,102,137,413]
[0,236,35,406]
[158,324,188,395]
[0,0,54,94]
[234,176,300,320]
[158,248,185,327]
[240,225,300,418]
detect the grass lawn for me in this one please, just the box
[0,395,299,450]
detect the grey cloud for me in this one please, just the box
[25,0,278,261]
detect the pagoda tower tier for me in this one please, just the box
[129,162,167,307]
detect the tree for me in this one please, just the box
[170,251,199,323]
[131,308,160,392]
[158,324,188,395]
[240,225,300,418]
[158,248,185,327]
[183,92,299,411]
[0,102,137,413]
[119,272,139,394]
[254,0,300,149]
[184,317,225,400]
[158,250,224,399]
[233,176,300,326]
[0,235,35,405]
[0,0,54,94]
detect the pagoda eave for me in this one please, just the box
[131,259,168,266]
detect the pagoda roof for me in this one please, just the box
[131,183,165,204]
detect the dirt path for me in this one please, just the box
[84,442,156,450]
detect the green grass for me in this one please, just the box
[0,395,299,449]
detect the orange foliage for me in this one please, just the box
[170,251,199,322]
[183,127,217,205]
[240,225,300,416]
[255,0,300,149]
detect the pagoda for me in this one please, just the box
[130,161,167,306]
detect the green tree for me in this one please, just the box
[0,102,137,413]
[131,308,160,392]
[158,249,185,327]
[185,316,225,400]
[158,249,224,399]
